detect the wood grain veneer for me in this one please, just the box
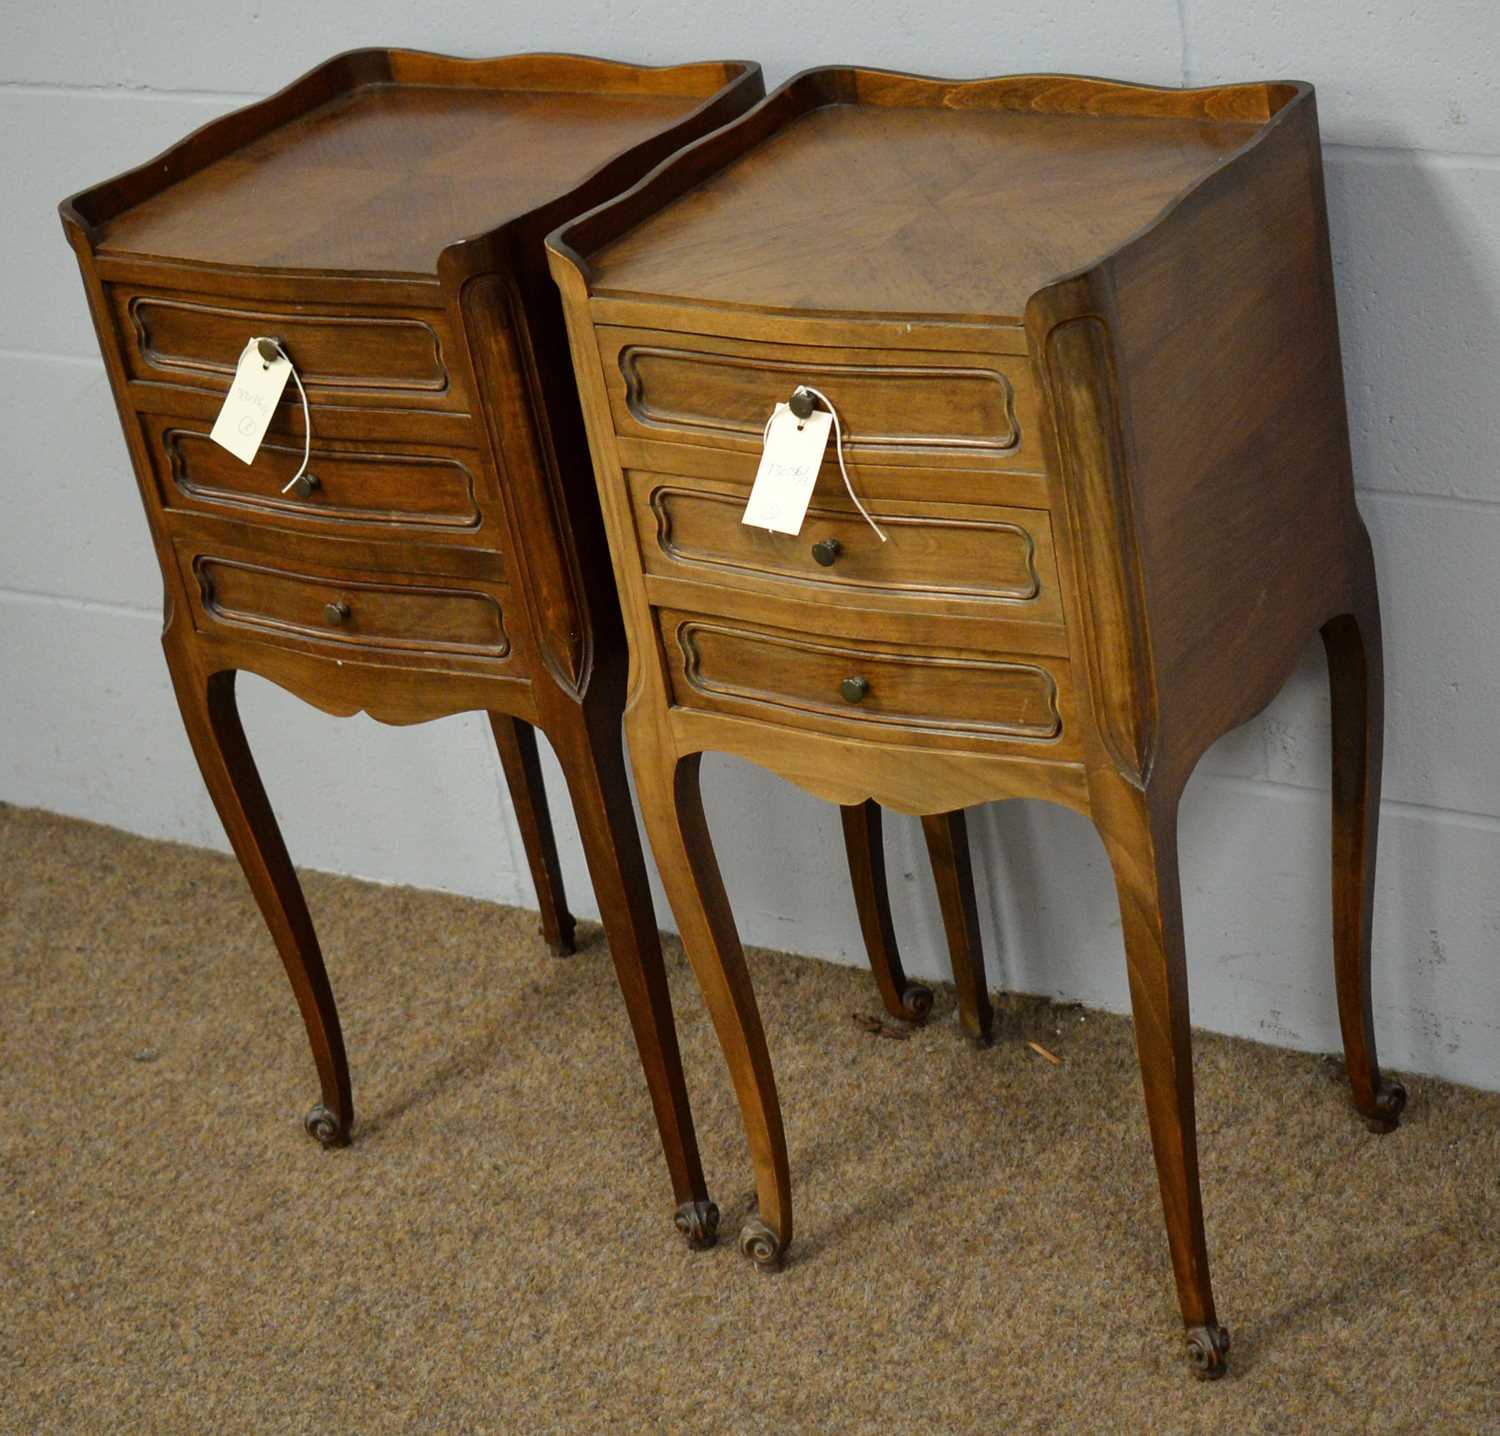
[549,63,1401,1376]
[60,49,768,1255]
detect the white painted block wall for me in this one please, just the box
[5,2,1499,1091]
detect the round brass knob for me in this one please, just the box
[256,337,283,365]
[289,473,321,499]
[788,388,816,421]
[811,537,842,567]
[324,600,351,626]
[840,675,869,704]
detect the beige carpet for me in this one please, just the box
[2,801,1497,1433]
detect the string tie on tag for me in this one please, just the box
[257,338,313,494]
[788,386,887,542]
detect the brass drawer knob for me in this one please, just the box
[324,600,351,626]
[840,675,869,704]
[811,537,842,567]
[788,388,816,420]
[289,472,321,499]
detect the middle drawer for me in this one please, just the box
[628,472,1064,634]
[139,413,500,545]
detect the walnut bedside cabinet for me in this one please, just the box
[58,49,776,1249]
[550,66,1404,1372]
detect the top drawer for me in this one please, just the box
[596,326,1042,474]
[109,285,470,413]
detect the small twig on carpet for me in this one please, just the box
[851,1012,912,1041]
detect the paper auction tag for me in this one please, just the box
[209,338,292,464]
[741,403,833,535]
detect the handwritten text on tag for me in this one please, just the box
[741,404,833,535]
[210,338,292,464]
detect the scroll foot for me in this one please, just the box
[737,1216,785,1272]
[673,1199,720,1250]
[304,1103,350,1149]
[900,984,934,1023]
[1185,1322,1231,1380]
[1360,1077,1407,1134]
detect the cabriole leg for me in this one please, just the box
[552,709,715,1247]
[1322,575,1405,1132]
[490,713,576,957]
[839,801,932,1023]
[636,749,791,1270]
[921,810,993,1046]
[1094,777,1227,1378]
[165,656,352,1148]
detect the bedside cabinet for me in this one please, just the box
[550,66,1403,1371]
[60,49,769,1248]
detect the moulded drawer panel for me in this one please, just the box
[141,415,496,541]
[596,326,1042,473]
[190,554,510,658]
[659,608,1079,754]
[629,473,1062,624]
[110,286,467,410]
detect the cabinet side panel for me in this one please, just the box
[1103,93,1355,775]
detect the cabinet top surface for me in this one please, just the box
[590,101,1265,320]
[98,81,706,275]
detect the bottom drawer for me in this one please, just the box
[189,553,511,659]
[659,608,1074,751]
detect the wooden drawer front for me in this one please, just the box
[631,474,1061,623]
[661,609,1071,748]
[193,556,509,658]
[143,416,490,538]
[598,327,1040,472]
[111,287,465,410]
